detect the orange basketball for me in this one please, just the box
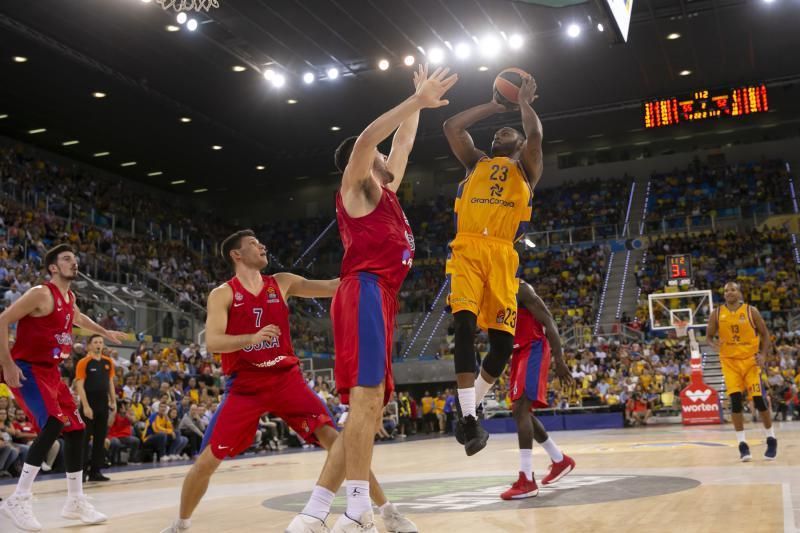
[493,67,530,105]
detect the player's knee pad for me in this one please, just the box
[729,392,744,414]
[453,310,478,374]
[483,329,514,378]
[753,395,768,412]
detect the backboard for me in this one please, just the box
[648,289,714,331]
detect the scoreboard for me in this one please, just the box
[644,84,768,129]
[666,254,692,286]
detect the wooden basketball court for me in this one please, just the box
[1,422,797,532]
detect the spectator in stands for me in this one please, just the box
[420,391,436,434]
[179,404,206,457]
[625,393,652,426]
[107,405,141,465]
[142,402,184,462]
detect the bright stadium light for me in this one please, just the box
[524,238,536,248]
[271,73,286,88]
[508,34,524,50]
[428,47,445,64]
[597,23,605,32]
[378,59,390,71]
[263,69,275,81]
[454,42,471,59]
[567,24,581,38]
[327,68,339,80]
[177,12,188,24]
[404,55,415,66]
[186,19,198,32]
[303,72,315,84]
[479,35,501,58]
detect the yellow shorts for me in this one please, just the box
[720,356,763,397]
[445,233,519,335]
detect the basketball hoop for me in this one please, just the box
[156,0,219,12]
[673,320,689,338]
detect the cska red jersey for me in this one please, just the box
[513,307,546,350]
[336,186,415,293]
[11,282,75,366]
[222,275,298,376]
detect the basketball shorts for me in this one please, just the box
[11,360,84,433]
[445,233,520,335]
[332,272,397,406]
[509,340,551,409]
[201,365,334,460]
[720,356,763,397]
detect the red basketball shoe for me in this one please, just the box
[541,455,575,486]
[500,472,539,500]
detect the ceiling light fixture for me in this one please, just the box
[478,65,489,72]
[303,72,315,84]
[166,25,180,32]
[679,69,692,76]
[567,24,581,38]
[180,117,191,123]
[667,32,681,40]
[93,151,110,157]
[62,140,79,146]
[327,68,339,80]
[193,188,208,193]
[378,59,390,71]
[121,161,137,167]
[597,23,605,32]
[330,126,341,131]
[0,114,8,119]
[92,92,106,98]
[147,171,163,176]
[186,19,198,31]
[403,55,415,66]
[232,65,246,72]
[479,35,501,57]
[508,34,524,50]
[287,99,298,104]
[28,128,46,134]
[211,145,222,150]
[171,179,186,185]
[428,47,445,64]
[13,56,27,63]
[271,73,286,88]
[454,42,471,59]
[176,12,188,24]
[263,69,275,81]
[256,165,266,170]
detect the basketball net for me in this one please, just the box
[673,319,689,338]
[156,0,219,12]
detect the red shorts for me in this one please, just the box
[509,340,551,409]
[202,365,334,460]
[11,360,84,433]
[332,273,397,405]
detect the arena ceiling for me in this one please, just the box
[0,0,798,195]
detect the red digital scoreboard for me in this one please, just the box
[666,254,692,286]
[644,84,768,128]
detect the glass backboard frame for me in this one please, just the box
[647,289,714,331]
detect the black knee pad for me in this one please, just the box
[753,395,768,412]
[453,311,478,374]
[729,392,744,413]
[482,330,514,378]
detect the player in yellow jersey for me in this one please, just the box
[442,75,541,455]
[706,282,777,461]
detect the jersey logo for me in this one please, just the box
[233,302,244,308]
[496,309,506,324]
[250,355,287,368]
[402,249,413,268]
[490,183,504,197]
[267,286,280,304]
[234,292,244,302]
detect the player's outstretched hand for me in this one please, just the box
[413,63,428,92]
[0,361,26,388]
[553,358,574,389]
[104,330,128,344]
[415,67,458,109]
[518,75,538,105]
[251,324,281,345]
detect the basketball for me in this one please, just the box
[493,67,530,106]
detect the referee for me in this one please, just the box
[75,334,117,482]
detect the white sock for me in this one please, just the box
[66,470,84,498]
[736,431,746,444]
[519,449,533,481]
[301,485,335,521]
[458,387,476,418]
[474,374,494,404]
[379,501,392,515]
[540,438,564,463]
[13,463,40,497]
[765,427,775,439]
[345,480,371,521]
[175,518,191,530]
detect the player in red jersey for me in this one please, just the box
[0,244,126,531]
[288,66,457,533]
[163,230,415,533]
[500,280,575,500]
